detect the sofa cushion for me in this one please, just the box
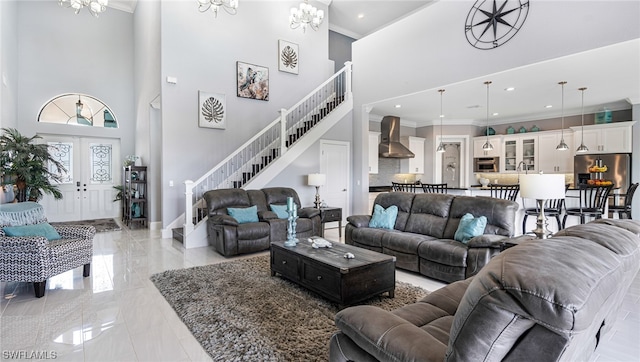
[349,227,401,249]
[454,213,487,244]
[269,204,289,219]
[404,193,454,238]
[369,204,398,229]
[2,222,62,241]
[227,206,259,224]
[247,189,269,212]
[236,221,270,239]
[371,192,415,231]
[381,232,435,255]
[443,196,517,239]
[204,188,251,216]
[418,239,468,267]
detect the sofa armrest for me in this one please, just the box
[209,214,239,226]
[259,211,278,220]
[346,215,371,228]
[467,234,508,248]
[54,225,96,240]
[298,207,320,218]
[335,305,447,361]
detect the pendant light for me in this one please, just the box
[576,87,589,153]
[481,81,493,151]
[436,89,446,153]
[556,81,569,151]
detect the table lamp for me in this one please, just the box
[520,173,566,239]
[307,173,326,209]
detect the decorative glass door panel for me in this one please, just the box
[504,140,517,172]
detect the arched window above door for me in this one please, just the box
[38,93,118,128]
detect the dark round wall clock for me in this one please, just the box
[465,0,530,50]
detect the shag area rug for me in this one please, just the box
[50,218,121,233]
[151,255,429,361]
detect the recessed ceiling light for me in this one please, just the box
[505,87,515,91]
[358,14,364,19]
[545,105,553,108]
[395,104,401,108]
[492,112,499,116]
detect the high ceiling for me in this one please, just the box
[107,1,639,127]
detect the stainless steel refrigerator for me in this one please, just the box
[574,153,632,193]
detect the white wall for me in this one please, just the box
[351,0,640,214]
[16,1,135,148]
[159,1,334,225]
[134,0,161,224]
[0,0,18,130]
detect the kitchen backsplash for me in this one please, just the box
[369,158,421,185]
[474,172,574,187]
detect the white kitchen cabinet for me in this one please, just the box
[400,136,425,174]
[368,132,380,174]
[537,130,574,173]
[501,135,537,173]
[473,136,502,158]
[571,121,635,154]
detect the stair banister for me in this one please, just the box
[183,62,352,235]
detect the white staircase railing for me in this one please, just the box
[183,62,352,235]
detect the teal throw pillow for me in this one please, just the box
[269,204,289,219]
[454,213,487,244]
[368,204,398,230]
[2,223,62,241]
[227,205,259,224]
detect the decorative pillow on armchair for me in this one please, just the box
[368,204,398,230]
[227,206,259,224]
[454,213,487,244]
[2,222,62,241]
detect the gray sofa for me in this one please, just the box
[203,187,321,256]
[346,192,518,282]
[330,219,640,361]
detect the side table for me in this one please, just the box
[501,235,537,251]
[319,207,342,237]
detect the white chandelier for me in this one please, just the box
[290,0,324,33]
[198,0,239,18]
[59,0,108,17]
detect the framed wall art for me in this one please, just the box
[198,91,226,129]
[236,61,269,101]
[278,39,299,74]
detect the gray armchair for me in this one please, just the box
[0,224,95,298]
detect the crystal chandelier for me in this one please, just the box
[197,0,239,18]
[482,81,494,151]
[436,89,446,153]
[59,0,108,17]
[290,0,325,33]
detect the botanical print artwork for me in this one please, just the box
[278,40,299,74]
[237,62,269,101]
[199,91,226,129]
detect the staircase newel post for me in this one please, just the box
[184,180,194,234]
[344,61,353,100]
[280,108,288,155]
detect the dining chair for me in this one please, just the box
[392,182,417,193]
[421,183,448,194]
[562,184,613,228]
[608,182,638,219]
[490,184,520,202]
[522,184,570,233]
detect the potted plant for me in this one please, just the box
[0,128,67,202]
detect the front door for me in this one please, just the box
[320,140,350,226]
[40,135,121,222]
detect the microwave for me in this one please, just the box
[474,157,499,173]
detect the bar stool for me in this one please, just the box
[608,182,638,219]
[562,184,613,228]
[522,184,569,233]
[392,182,417,192]
[490,184,520,201]
[421,183,448,194]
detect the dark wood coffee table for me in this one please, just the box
[270,239,396,306]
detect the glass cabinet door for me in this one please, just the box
[504,140,517,171]
[522,138,536,172]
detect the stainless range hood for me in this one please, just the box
[379,116,415,158]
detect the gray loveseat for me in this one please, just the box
[346,192,518,282]
[203,187,321,256]
[330,219,640,361]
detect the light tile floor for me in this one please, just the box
[0,225,638,361]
